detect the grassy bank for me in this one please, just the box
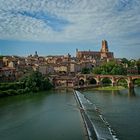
[95,86,126,91]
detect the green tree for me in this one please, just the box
[0,71,53,97]
[121,58,129,65]
[21,71,53,92]
[81,67,91,74]
[134,79,140,86]
[0,55,3,59]
[102,78,112,85]
[93,61,127,75]
[136,59,140,74]
[93,67,102,74]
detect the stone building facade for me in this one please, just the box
[76,40,114,61]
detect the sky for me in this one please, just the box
[0,0,140,59]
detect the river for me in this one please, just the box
[0,87,140,140]
[0,90,86,140]
[81,87,140,140]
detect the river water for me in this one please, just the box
[0,90,86,140]
[0,87,140,140]
[81,87,140,140]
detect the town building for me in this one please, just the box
[0,58,3,68]
[0,40,117,82]
[0,67,16,82]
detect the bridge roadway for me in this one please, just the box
[51,74,140,89]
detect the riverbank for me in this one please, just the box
[95,86,126,91]
[54,85,126,91]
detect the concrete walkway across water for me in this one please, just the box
[74,90,118,140]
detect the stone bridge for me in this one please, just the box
[51,74,140,89]
[77,74,140,89]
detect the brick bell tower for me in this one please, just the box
[100,40,109,53]
[100,40,109,59]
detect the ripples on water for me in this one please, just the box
[81,87,140,140]
[0,88,140,140]
[0,91,85,140]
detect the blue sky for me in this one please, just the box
[0,0,140,58]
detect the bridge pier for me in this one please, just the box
[128,82,134,90]
[111,77,116,87]
[97,81,101,86]
[112,82,116,87]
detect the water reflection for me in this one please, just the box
[109,88,136,97]
[128,88,136,97]
[0,91,85,140]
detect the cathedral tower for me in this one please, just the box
[100,40,109,52]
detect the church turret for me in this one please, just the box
[34,51,38,57]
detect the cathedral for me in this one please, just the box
[76,40,114,60]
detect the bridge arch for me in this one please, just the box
[77,75,87,86]
[132,78,140,87]
[89,78,97,85]
[86,76,99,85]
[79,79,85,86]
[100,77,112,85]
[116,78,128,87]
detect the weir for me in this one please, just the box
[74,90,118,140]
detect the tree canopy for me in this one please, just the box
[21,71,53,92]
[0,71,53,97]
[93,61,127,75]
[136,59,140,74]
[81,67,91,74]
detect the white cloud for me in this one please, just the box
[0,0,140,47]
